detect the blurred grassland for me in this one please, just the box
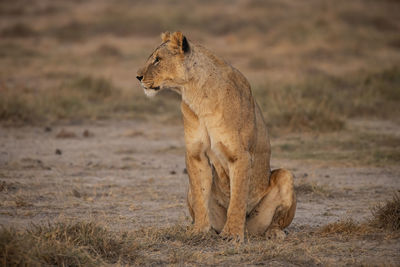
[273,130,400,166]
[254,67,400,133]
[0,0,399,132]
[0,74,180,123]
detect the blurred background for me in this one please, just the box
[0,0,399,133]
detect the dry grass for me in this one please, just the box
[319,193,400,239]
[2,214,398,266]
[1,193,399,266]
[295,182,332,197]
[273,131,400,166]
[0,222,137,266]
[371,192,400,231]
[318,219,374,237]
[0,74,181,124]
[0,222,328,266]
[253,82,345,133]
[254,67,400,133]
[1,194,399,265]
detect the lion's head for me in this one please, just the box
[136,31,190,97]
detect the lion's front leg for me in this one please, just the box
[186,150,213,233]
[181,102,213,233]
[220,153,251,242]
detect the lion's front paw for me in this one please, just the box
[265,228,286,241]
[220,227,244,243]
[192,224,211,234]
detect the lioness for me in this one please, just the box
[137,32,296,242]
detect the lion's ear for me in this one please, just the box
[161,31,171,42]
[169,31,190,54]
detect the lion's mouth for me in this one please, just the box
[141,84,161,97]
[141,83,160,91]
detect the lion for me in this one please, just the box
[136,31,296,242]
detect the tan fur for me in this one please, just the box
[137,32,296,242]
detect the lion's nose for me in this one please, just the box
[136,76,143,82]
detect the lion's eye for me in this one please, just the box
[154,57,160,65]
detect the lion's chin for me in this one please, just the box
[143,88,160,98]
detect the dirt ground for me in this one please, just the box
[1,119,399,265]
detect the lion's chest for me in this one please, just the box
[183,104,237,208]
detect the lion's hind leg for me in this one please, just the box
[246,169,296,240]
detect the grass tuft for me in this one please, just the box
[371,192,400,231]
[319,193,400,239]
[318,219,373,237]
[135,224,219,248]
[33,222,137,262]
[0,221,138,266]
[0,90,42,123]
[0,227,97,266]
[295,182,332,197]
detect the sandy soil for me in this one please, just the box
[1,120,399,230]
